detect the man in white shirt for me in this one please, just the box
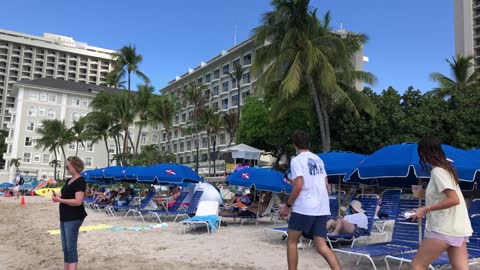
[327,200,368,236]
[280,130,341,270]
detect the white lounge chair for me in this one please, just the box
[180,201,220,234]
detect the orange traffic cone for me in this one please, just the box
[6,191,11,198]
[31,190,35,197]
[20,196,25,207]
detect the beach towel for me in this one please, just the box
[48,224,112,235]
[183,215,221,232]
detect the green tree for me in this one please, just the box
[105,69,126,89]
[222,111,238,147]
[9,158,21,172]
[227,63,245,133]
[134,83,154,153]
[198,107,216,175]
[149,95,177,153]
[71,118,87,157]
[429,54,479,99]
[84,111,114,166]
[113,45,150,92]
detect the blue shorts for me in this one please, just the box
[288,212,328,239]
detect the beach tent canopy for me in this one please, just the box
[221,143,263,160]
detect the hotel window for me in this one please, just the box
[243,72,250,84]
[47,109,56,119]
[48,94,57,103]
[72,97,80,106]
[162,133,167,141]
[27,106,36,117]
[68,143,76,151]
[173,143,178,153]
[82,99,89,107]
[222,64,230,75]
[205,73,211,83]
[182,113,186,122]
[222,98,228,110]
[213,102,219,110]
[37,121,43,131]
[232,95,238,106]
[26,121,35,131]
[175,115,179,124]
[29,92,38,101]
[39,93,47,102]
[140,133,147,145]
[38,106,46,116]
[23,152,32,163]
[180,142,184,152]
[152,134,159,143]
[108,145,115,154]
[161,146,166,152]
[25,137,34,147]
[213,69,220,79]
[220,133,226,145]
[179,157,184,164]
[197,77,203,85]
[243,53,252,65]
[201,154,207,162]
[152,124,159,131]
[202,137,207,148]
[242,90,250,99]
[85,157,93,167]
[222,81,229,92]
[71,112,80,121]
[33,153,41,163]
[213,85,219,96]
[186,156,191,164]
[42,153,50,164]
[187,140,191,150]
[87,143,94,152]
[204,89,210,97]
[174,130,179,138]
[233,59,240,67]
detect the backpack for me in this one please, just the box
[18,177,24,186]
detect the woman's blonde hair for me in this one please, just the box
[67,156,84,173]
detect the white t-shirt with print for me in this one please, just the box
[290,151,330,216]
[425,167,472,237]
[344,213,368,229]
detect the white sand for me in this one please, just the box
[1,196,478,270]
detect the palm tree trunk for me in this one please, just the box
[103,135,110,166]
[53,150,58,181]
[60,146,67,180]
[319,98,331,151]
[135,125,143,154]
[75,140,79,157]
[128,71,131,93]
[127,132,135,153]
[123,127,129,165]
[305,74,329,152]
[207,131,211,176]
[237,81,241,131]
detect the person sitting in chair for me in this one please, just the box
[326,200,368,236]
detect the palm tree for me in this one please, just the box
[84,111,114,166]
[113,45,150,92]
[227,63,245,131]
[71,118,87,157]
[149,95,177,153]
[184,82,209,172]
[253,0,374,151]
[134,83,154,153]
[9,158,21,175]
[198,108,216,175]
[49,160,61,180]
[105,69,126,89]
[210,112,224,176]
[429,54,479,98]
[222,111,238,147]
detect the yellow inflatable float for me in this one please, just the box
[35,187,62,198]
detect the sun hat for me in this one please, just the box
[350,200,365,213]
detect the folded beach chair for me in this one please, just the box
[384,215,480,270]
[332,199,425,270]
[133,191,188,223]
[374,189,402,232]
[149,190,203,223]
[327,197,386,248]
[180,201,221,234]
[469,198,480,217]
[105,190,156,217]
[84,194,98,209]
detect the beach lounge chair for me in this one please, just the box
[105,190,156,217]
[384,215,480,270]
[131,191,188,223]
[327,197,386,248]
[149,190,203,223]
[469,198,480,217]
[374,189,402,232]
[332,199,425,270]
[180,201,221,234]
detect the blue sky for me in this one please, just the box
[1,0,453,94]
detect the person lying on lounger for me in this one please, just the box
[220,191,272,217]
[326,200,368,236]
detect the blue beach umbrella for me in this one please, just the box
[344,143,480,190]
[226,167,292,193]
[468,148,480,160]
[125,163,202,184]
[318,151,367,176]
[0,182,13,188]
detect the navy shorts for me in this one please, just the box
[288,212,328,239]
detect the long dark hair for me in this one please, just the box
[417,136,459,185]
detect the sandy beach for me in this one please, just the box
[1,196,478,270]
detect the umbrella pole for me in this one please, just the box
[338,176,341,217]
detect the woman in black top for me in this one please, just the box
[52,156,87,270]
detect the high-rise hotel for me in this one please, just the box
[0,29,116,128]
[454,0,480,67]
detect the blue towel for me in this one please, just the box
[184,215,220,232]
